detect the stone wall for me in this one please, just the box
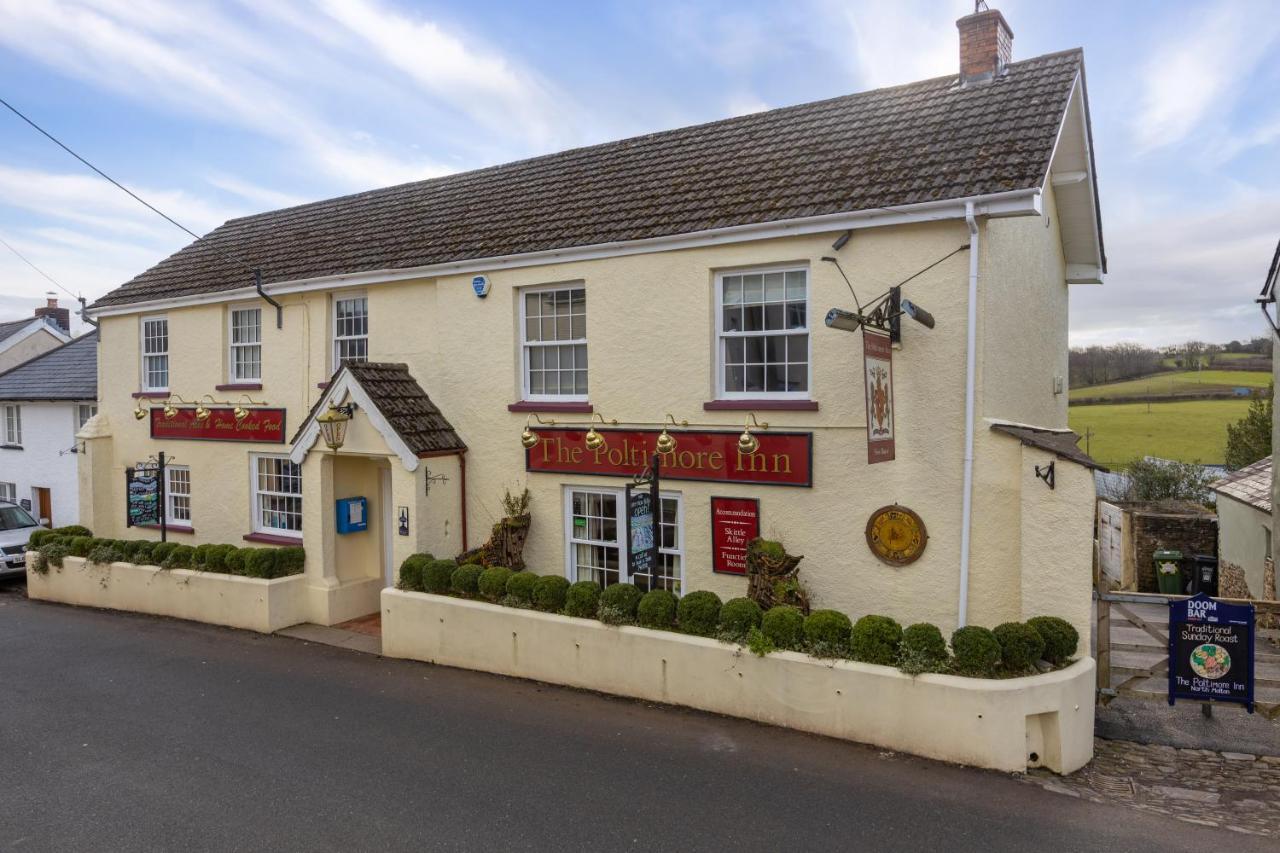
[1133,511,1218,592]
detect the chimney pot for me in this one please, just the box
[957,6,1013,83]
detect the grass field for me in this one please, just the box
[1067,399,1251,466]
[1069,368,1270,401]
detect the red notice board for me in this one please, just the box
[711,496,760,575]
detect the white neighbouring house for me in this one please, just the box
[0,332,98,527]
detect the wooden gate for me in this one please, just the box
[1096,583,1280,719]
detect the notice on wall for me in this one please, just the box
[150,407,286,443]
[863,329,895,464]
[711,496,760,575]
[627,488,656,577]
[126,467,160,527]
[1168,593,1255,712]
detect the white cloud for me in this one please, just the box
[823,0,971,90]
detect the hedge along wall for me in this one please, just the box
[381,589,1096,774]
[26,554,308,634]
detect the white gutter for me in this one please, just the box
[958,201,979,629]
[86,187,1042,319]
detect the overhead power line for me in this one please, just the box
[0,232,78,301]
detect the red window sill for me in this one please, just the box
[135,523,195,535]
[132,391,169,399]
[243,532,303,546]
[507,401,594,413]
[216,383,263,391]
[703,400,819,412]
[317,382,329,390]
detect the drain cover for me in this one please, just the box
[1090,773,1136,799]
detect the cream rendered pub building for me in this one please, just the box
[80,8,1106,639]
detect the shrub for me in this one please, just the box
[225,548,251,576]
[54,525,92,538]
[68,535,94,558]
[242,549,282,579]
[398,554,431,592]
[598,582,643,625]
[564,580,602,618]
[129,541,156,565]
[746,627,776,657]
[504,571,538,607]
[951,626,1001,676]
[87,543,123,565]
[849,615,903,666]
[162,545,195,569]
[994,622,1046,673]
[898,623,949,675]
[27,529,55,549]
[422,559,456,595]
[1027,616,1079,666]
[804,609,853,657]
[532,575,570,613]
[451,563,483,597]
[478,566,514,602]
[677,590,722,636]
[636,589,677,629]
[149,542,177,564]
[760,605,805,650]
[203,544,236,574]
[192,544,215,567]
[276,547,305,576]
[718,597,763,642]
[36,537,69,571]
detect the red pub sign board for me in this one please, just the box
[149,407,287,443]
[526,429,812,487]
[711,497,760,575]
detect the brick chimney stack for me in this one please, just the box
[34,294,71,334]
[957,4,1013,83]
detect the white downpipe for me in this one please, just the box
[959,202,979,628]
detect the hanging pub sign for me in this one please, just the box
[149,407,286,443]
[626,456,661,584]
[1168,593,1255,713]
[863,329,895,463]
[711,496,760,575]
[125,466,161,528]
[527,429,812,487]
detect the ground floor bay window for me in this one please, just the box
[563,487,683,593]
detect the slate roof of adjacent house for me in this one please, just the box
[0,318,33,345]
[293,361,465,456]
[989,423,1107,471]
[1211,456,1271,513]
[0,331,98,401]
[93,49,1090,309]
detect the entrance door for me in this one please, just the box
[32,487,51,527]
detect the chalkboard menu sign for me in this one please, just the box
[627,488,656,577]
[1168,593,1254,713]
[126,467,161,527]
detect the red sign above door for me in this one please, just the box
[526,428,812,487]
[149,407,287,443]
[711,496,760,575]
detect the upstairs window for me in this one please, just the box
[229,307,262,382]
[716,268,809,398]
[3,404,21,446]
[333,295,368,368]
[521,286,587,400]
[141,316,169,392]
[75,404,97,434]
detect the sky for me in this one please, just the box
[0,0,1277,347]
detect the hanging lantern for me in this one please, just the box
[316,403,354,451]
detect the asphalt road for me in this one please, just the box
[1,583,1266,853]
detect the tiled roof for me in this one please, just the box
[990,423,1107,471]
[93,49,1085,309]
[0,318,33,344]
[293,362,465,457]
[1212,456,1271,513]
[0,331,97,401]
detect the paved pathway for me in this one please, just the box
[1024,738,1280,838]
[2,585,1271,852]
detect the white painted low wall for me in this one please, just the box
[382,589,1096,774]
[27,555,308,634]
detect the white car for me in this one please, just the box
[0,501,43,579]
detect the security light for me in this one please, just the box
[901,299,936,329]
[824,308,863,333]
[831,230,852,251]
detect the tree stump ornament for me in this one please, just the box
[746,537,810,614]
[459,514,531,569]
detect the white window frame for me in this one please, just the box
[165,465,191,527]
[75,403,97,433]
[3,404,21,446]
[714,265,811,400]
[228,305,263,383]
[249,453,303,538]
[0,482,15,503]
[520,284,588,402]
[140,315,170,392]
[562,486,684,592]
[332,293,368,370]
